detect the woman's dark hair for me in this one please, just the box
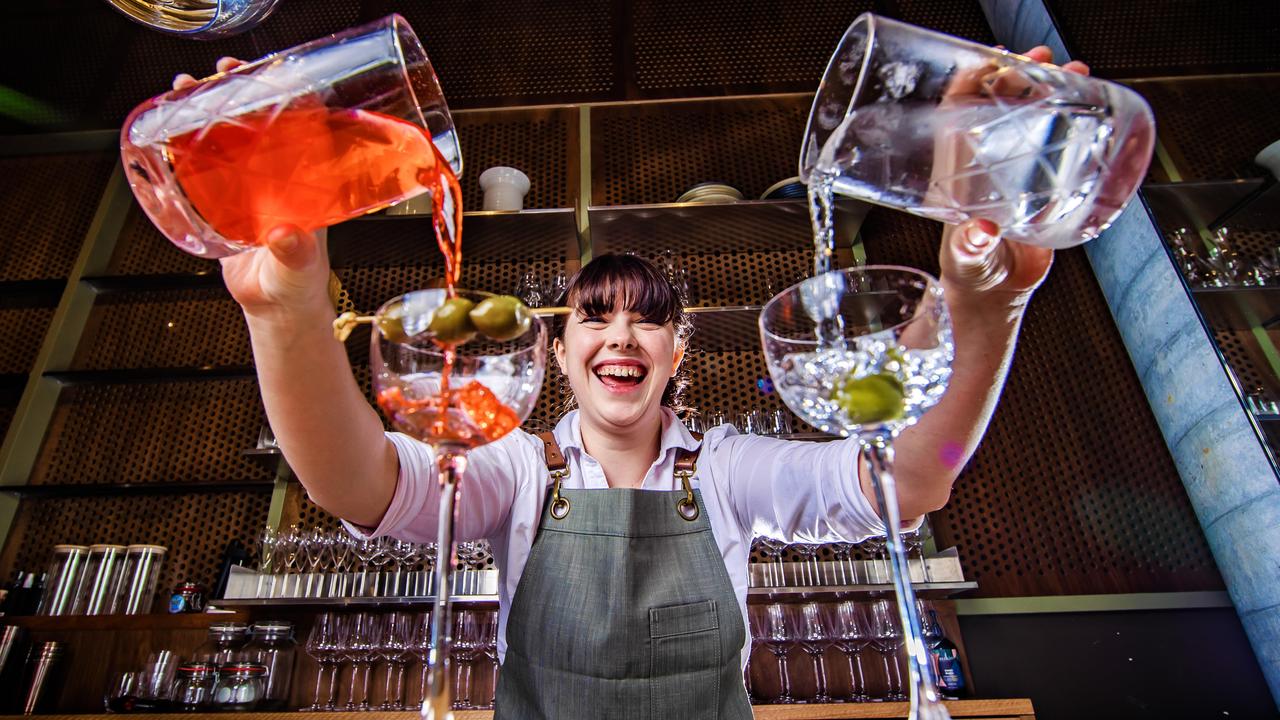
[556,254,694,412]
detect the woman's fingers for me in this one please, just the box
[215,56,246,74]
[171,57,248,92]
[1062,60,1091,77]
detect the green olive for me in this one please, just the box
[832,371,906,425]
[376,304,410,344]
[428,297,478,345]
[469,295,533,341]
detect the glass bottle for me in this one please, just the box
[243,621,296,710]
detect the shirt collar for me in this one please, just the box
[554,408,700,458]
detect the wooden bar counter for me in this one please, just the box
[0,700,1035,719]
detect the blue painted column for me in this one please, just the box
[978,0,1280,705]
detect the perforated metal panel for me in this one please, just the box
[592,97,811,205]
[72,288,250,370]
[30,378,271,485]
[329,211,579,268]
[365,0,616,107]
[888,0,996,44]
[454,108,577,211]
[0,490,271,607]
[1131,76,1280,183]
[1047,0,1280,77]
[104,204,212,276]
[0,300,57,374]
[0,152,116,281]
[632,0,868,94]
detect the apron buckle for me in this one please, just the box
[675,470,699,521]
[550,468,571,519]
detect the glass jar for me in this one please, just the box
[243,621,296,710]
[168,581,205,614]
[192,622,250,669]
[211,662,267,711]
[170,662,218,711]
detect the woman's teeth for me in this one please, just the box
[597,365,644,377]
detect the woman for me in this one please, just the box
[190,47,1085,719]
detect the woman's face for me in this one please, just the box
[554,305,684,432]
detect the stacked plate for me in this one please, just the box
[676,182,744,204]
[760,177,807,200]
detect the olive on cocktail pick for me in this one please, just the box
[833,371,905,425]
[470,295,533,341]
[376,303,410,344]
[429,297,478,344]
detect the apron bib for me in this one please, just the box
[494,433,753,720]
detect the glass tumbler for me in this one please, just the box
[801,13,1155,249]
[120,14,462,258]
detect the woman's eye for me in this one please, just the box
[637,321,662,330]
[581,316,607,324]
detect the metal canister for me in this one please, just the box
[22,641,65,714]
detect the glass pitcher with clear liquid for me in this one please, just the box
[802,13,1155,253]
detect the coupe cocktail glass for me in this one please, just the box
[371,289,547,719]
[760,266,953,719]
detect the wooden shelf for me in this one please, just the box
[0,610,248,631]
[0,699,1036,719]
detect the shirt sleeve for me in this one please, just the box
[341,430,530,543]
[711,429,889,542]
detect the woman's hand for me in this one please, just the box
[172,57,333,320]
[938,47,1090,314]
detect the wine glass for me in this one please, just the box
[477,611,500,710]
[304,612,346,711]
[371,289,547,719]
[344,612,381,711]
[760,266,953,719]
[379,612,416,710]
[303,528,333,598]
[452,611,481,709]
[748,603,798,704]
[411,611,434,707]
[827,600,871,702]
[869,599,907,701]
[753,537,789,588]
[798,602,833,703]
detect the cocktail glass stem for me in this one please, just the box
[805,644,830,702]
[306,658,328,710]
[422,450,464,720]
[861,436,950,720]
[842,649,867,701]
[770,645,794,704]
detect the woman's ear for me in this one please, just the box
[672,341,686,374]
[553,336,567,371]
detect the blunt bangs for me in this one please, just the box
[565,254,682,324]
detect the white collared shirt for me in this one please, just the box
[348,408,886,667]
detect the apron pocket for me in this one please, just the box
[649,600,721,719]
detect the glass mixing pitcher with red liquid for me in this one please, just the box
[120,14,461,258]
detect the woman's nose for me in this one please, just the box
[605,321,637,349]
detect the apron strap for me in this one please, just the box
[538,430,706,521]
[537,432,572,519]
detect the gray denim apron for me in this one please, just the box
[494,433,753,720]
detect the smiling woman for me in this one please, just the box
[552,253,694,423]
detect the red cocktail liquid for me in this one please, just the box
[166,103,463,288]
[377,383,520,449]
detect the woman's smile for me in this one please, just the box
[592,359,650,394]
